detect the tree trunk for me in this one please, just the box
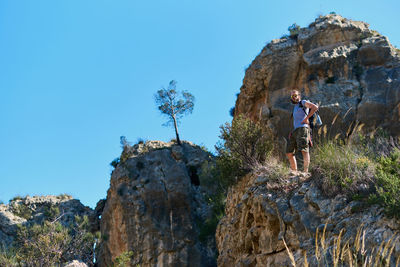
[172,115,181,145]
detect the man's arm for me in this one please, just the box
[301,101,318,125]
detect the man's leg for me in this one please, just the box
[286,130,297,172]
[301,151,310,172]
[297,127,311,173]
[286,153,297,171]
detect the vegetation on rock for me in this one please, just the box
[311,130,400,218]
[154,80,195,145]
[0,201,98,266]
[285,224,399,267]
[199,115,276,244]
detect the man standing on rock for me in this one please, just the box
[286,89,318,175]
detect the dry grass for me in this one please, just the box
[314,224,399,267]
[284,224,399,267]
[311,140,375,197]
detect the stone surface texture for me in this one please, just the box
[234,14,400,146]
[97,141,216,267]
[216,173,400,266]
[0,195,94,247]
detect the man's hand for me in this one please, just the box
[301,118,310,125]
[303,101,319,125]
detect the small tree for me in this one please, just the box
[217,115,274,171]
[154,80,195,145]
[288,23,300,37]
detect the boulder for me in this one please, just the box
[216,173,400,266]
[97,141,216,267]
[234,14,400,149]
[0,195,95,247]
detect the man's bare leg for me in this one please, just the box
[302,151,310,172]
[286,153,297,171]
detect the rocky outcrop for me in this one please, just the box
[235,14,400,145]
[216,173,400,266]
[0,195,95,247]
[97,141,216,267]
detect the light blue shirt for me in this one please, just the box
[293,100,310,130]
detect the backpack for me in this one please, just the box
[298,100,322,130]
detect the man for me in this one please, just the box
[286,89,318,174]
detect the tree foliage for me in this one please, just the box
[288,23,300,37]
[197,115,274,244]
[0,212,98,266]
[217,114,274,171]
[154,80,195,145]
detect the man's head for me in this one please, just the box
[290,90,301,104]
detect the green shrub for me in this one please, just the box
[217,114,274,173]
[12,203,32,220]
[110,157,120,168]
[198,161,227,244]
[197,115,275,243]
[15,221,71,266]
[10,195,24,202]
[113,251,134,267]
[229,107,235,117]
[288,23,300,37]
[136,137,146,144]
[0,245,18,267]
[10,215,98,266]
[369,149,400,218]
[44,205,60,220]
[311,141,375,197]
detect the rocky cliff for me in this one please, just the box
[97,141,216,267]
[0,194,95,247]
[217,14,400,266]
[216,173,400,266]
[235,14,400,145]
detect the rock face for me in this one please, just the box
[97,141,216,267]
[0,195,95,246]
[216,174,400,266]
[235,14,400,145]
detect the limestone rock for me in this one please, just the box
[216,173,400,266]
[235,14,400,146]
[0,195,95,247]
[97,141,216,267]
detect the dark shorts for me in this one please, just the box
[286,127,310,154]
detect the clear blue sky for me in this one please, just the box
[1,0,399,208]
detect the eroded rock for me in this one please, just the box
[97,141,216,267]
[235,14,400,146]
[216,174,400,266]
[0,195,94,247]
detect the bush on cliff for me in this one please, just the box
[198,115,275,243]
[0,245,18,267]
[311,131,400,218]
[0,213,98,266]
[217,114,274,174]
[369,148,400,218]
[311,140,375,197]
